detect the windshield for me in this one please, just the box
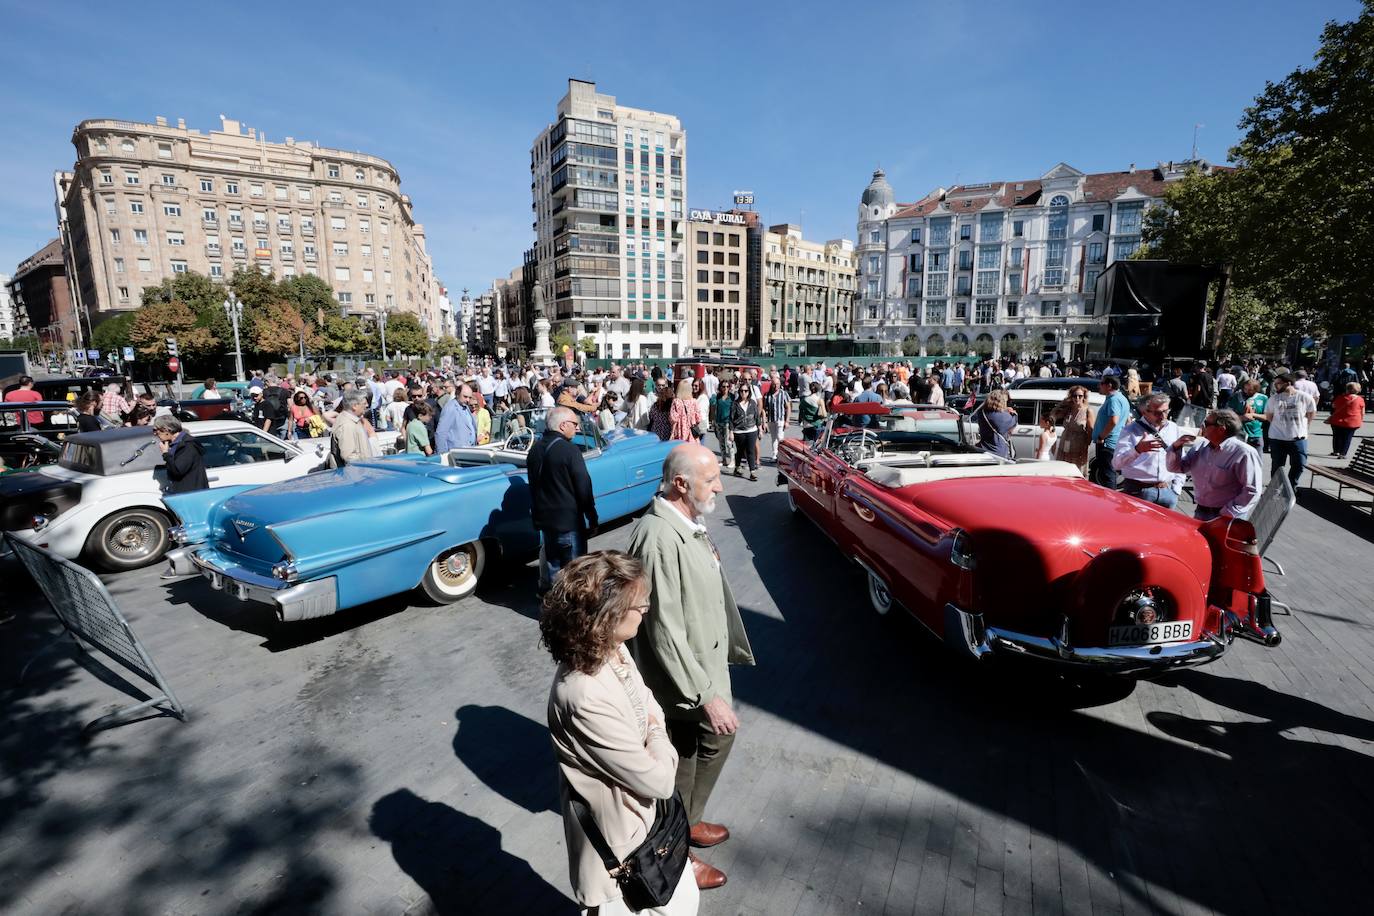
[496,406,604,452]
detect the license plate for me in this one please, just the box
[1108,620,1193,647]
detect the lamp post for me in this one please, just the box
[598,319,612,361]
[377,307,389,362]
[223,294,245,381]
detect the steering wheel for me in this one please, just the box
[504,427,535,453]
[835,429,882,464]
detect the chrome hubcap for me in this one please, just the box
[436,546,475,587]
[109,519,155,558]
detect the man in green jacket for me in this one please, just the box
[628,442,755,891]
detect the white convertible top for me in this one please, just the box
[866,459,1084,488]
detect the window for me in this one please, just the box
[355,168,365,181]
[225,180,239,195]
[925,301,946,324]
[171,260,188,273]
[137,258,152,272]
[364,293,375,304]
[728,252,740,266]
[728,271,739,284]
[277,214,291,230]
[356,193,368,208]
[929,217,951,247]
[134,229,148,244]
[958,250,973,271]
[955,301,968,319]
[1115,201,1144,235]
[120,139,135,153]
[100,170,113,185]
[118,286,129,299]
[1012,220,1024,238]
[331,216,346,230]
[333,242,348,256]
[1092,214,1105,232]
[1088,242,1104,263]
[232,238,246,253]
[1006,300,1019,318]
[911,227,922,244]
[209,264,223,278]
[907,277,921,297]
[380,221,389,235]
[274,186,288,200]
[166,231,184,246]
[103,195,116,215]
[335,267,350,281]
[1115,239,1140,260]
[109,229,121,244]
[867,255,880,274]
[956,277,972,296]
[870,230,880,243]
[696,288,708,302]
[359,218,370,234]
[383,270,392,284]
[696,269,708,282]
[979,212,1002,242]
[1008,272,1022,295]
[1010,247,1023,268]
[976,271,998,295]
[1042,300,1062,317]
[959,224,972,241]
[303,243,316,258]
[1084,268,1100,293]
[360,243,371,257]
[363,268,373,282]
[124,170,140,185]
[867,279,879,298]
[113,257,125,273]
[228,209,242,225]
[279,241,293,257]
[298,187,312,201]
[250,183,263,198]
[202,207,217,222]
[327,164,340,178]
[206,235,220,251]
[156,142,172,159]
[161,173,176,186]
[130,201,144,215]
[329,189,343,203]
[253,211,267,228]
[163,201,181,217]
[301,215,314,231]
[927,273,948,296]
[975,299,996,324]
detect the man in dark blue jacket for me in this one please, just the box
[528,406,598,592]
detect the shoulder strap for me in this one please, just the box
[564,777,625,873]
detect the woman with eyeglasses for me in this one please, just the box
[542,551,698,915]
[1053,385,1095,476]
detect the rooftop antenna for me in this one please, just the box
[1191,123,1204,161]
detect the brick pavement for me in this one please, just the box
[1,416,1371,915]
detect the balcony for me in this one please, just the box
[301,225,314,236]
[205,245,221,256]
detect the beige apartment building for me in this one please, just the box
[60,116,440,337]
[762,225,856,353]
[684,209,755,352]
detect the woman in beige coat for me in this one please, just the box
[543,551,699,915]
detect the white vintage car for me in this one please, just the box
[0,420,328,570]
[1005,388,1106,458]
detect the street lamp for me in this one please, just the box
[223,294,245,381]
[377,307,389,362]
[598,319,612,361]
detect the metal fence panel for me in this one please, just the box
[6,533,186,732]
[1251,468,1296,560]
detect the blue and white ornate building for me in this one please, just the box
[853,160,1213,360]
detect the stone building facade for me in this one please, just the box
[854,161,1210,360]
[7,239,77,351]
[762,224,856,356]
[60,116,441,338]
[684,209,754,352]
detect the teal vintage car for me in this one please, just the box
[162,408,674,622]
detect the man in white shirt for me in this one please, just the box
[608,365,632,398]
[1111,392,1184,510]
[1216,367,1238,404]
[1256,372,1316,487]
[493,370,511,401]
[1292,369,1320,402]
[477,369,497,409]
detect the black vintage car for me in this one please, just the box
[0,400,99,475]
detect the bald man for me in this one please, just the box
[627,443,756,891]
[528,406,598,592]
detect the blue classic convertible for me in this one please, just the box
[162,409,674,621]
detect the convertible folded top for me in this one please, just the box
[865,459,1083,489]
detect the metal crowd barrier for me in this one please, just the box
[6,533,186,733]
[1251,468,1296,575]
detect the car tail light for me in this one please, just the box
[950,529,977,570]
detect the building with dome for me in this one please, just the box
[853,160,1210,361]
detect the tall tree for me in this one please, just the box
[279,274,336,326]
[431,334,467,363]
[253,299,323,357]
[380,312,429,356]
[142,271,232,349]
[90,312,137,354]
[321,315,374,354]
[129,300,219,359]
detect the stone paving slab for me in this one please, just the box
[1,417,1371,914]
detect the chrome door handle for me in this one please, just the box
[852,503,875,522]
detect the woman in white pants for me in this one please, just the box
[763,373,791,462]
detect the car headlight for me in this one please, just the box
[949,529,977,570]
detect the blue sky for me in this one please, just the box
[0,0,1360,298]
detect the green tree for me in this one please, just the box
[381,312,429,356]
[90,312,137,354]
[129,300,219,360]
[550,326,574,359]
[900,334,922,357]
[322,315,373,354]
[279,273,337,326]
[576,336,598,356]
[142,271,232,352]
[431,334,467,363]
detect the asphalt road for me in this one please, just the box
[2,422,1372,915]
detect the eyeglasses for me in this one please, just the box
[625,604,650,616]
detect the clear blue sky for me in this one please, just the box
[0,0,1360,299]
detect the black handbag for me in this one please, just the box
[567,784,690,911]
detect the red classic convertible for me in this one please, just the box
[777,403,1281,674]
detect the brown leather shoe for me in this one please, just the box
[689,852,727,889]
[689,821,730,848]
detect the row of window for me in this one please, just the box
[694,230,742,247]
[96,170,390,209]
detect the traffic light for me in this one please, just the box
[166,336,179,358]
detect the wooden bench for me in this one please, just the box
[1309,438,1374,513]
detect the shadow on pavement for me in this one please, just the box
[723,486,1374,914]
[1295,487,1374,543]
[371,788,573,915]
[452,703,559,814]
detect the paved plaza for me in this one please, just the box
[2,420,1372,916]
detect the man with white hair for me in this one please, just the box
[330,390,371,466]
[1166,408,1263,520]
[527,406,598,590]
[628,443,755,892]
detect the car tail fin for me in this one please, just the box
[162,485,255,544]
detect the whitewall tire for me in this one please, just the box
[420,541,486,604]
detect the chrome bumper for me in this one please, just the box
[943,602,1228,674]
[166,547,338,622]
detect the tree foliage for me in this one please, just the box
[129,300,219,359]
[900,334,922,357]
[90,312,137,354]
[381,312,429,356]
[431,335,467,361]
[322,315,375,354]
[1143,1,1374,340]
[278,274,336,325]
[253,298,322,355]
